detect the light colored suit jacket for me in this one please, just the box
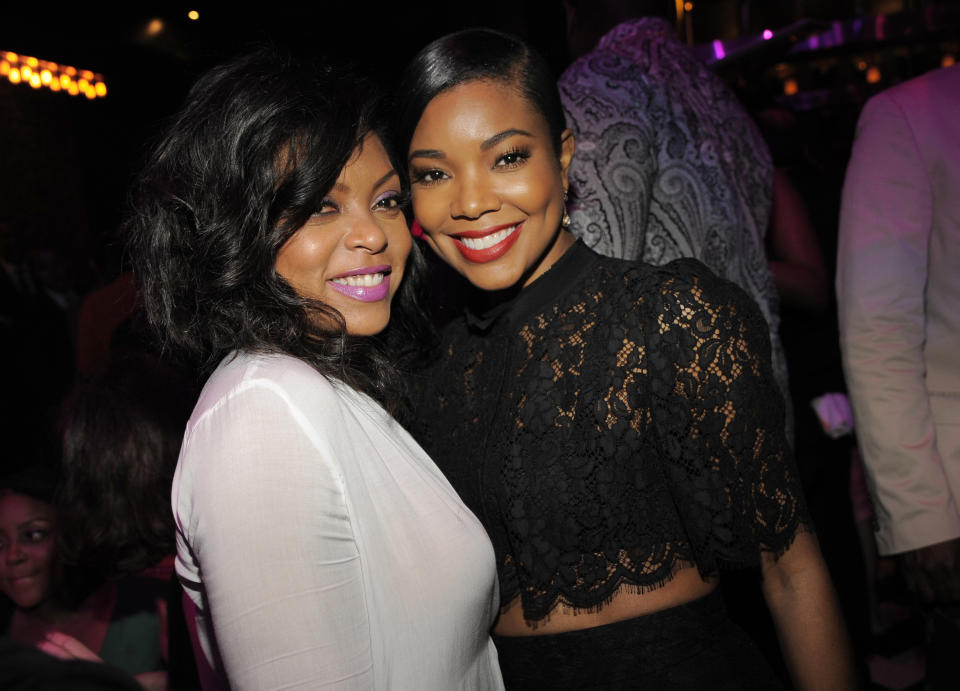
[837,64,960,555]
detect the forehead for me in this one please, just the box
[0,493,54,527]
[342,133,389,174]
[413,79,549,145]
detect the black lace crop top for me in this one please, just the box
[409,241,811,622]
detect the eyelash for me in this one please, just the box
[410,168,448,187]
[411,146,532,186]
[374,190,410,211]
[495,146,531,168]
[314,190,409,216]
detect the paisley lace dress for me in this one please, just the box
[409,241,809,689]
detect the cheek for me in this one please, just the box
[391,221,413,260]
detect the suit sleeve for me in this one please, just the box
[179,383,373,690]
[836,92,960,555]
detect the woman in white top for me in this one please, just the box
[128,49,503,691]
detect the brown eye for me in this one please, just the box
[412,169,448,185]
[494,148,530,169]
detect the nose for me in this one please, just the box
[345,212,388,254]
[451,172,500,220]
[3,544,26,565]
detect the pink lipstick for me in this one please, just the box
[328,265,391,302]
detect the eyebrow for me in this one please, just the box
[330,169,398,193]
[481,128,534,151]
[408,128,535,162]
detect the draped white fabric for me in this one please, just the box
[173,352,503,690]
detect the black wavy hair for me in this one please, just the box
[395,27,568,165]
[128,48,429,416]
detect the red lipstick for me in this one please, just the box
[452,222,522,263]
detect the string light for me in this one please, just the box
[0,50,106,99]
[188,10,199,20]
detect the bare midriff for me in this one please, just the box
[493,567,717,636]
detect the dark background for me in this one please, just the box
[1,0,958,284]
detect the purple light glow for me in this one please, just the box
[763,29,773,40]
[712,40,726,60]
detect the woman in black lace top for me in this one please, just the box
[395,28,855,690]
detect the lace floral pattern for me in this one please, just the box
[558,17,794,442]
[410,242,809,622]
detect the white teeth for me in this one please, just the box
[333,273,385,287]
[459,225,517,250]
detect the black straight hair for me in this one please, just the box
[395,28,568,166]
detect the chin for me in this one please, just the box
[343,312,391,337]
[456,262,526,293]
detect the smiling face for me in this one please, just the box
[0,492,57,610]
[275,134,412,336]
[408,79,575,292]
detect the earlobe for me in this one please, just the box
[559,129,575,190]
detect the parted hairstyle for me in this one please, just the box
[128,48,428,415]
[395,28,568,164]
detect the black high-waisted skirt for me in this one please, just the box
[491,589,784,690]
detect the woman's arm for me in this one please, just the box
[179,380,372,690]
[648,264,854,688]
[761,532,856,690]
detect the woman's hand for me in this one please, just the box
[37,631,103,662]
[38,631,168,691]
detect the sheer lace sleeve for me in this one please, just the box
[645,259,810,571]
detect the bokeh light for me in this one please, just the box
[0,50,107,99]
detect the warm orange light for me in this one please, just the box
[943,54,956,68]
[684,1,693,10]
[188,10,199,20]
[783,78,799,96]
[0,50,106,98]
[856,59,867,71]
[866,66,882,83]
[146,18,164,36]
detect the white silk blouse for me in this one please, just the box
[172,352,503,690]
